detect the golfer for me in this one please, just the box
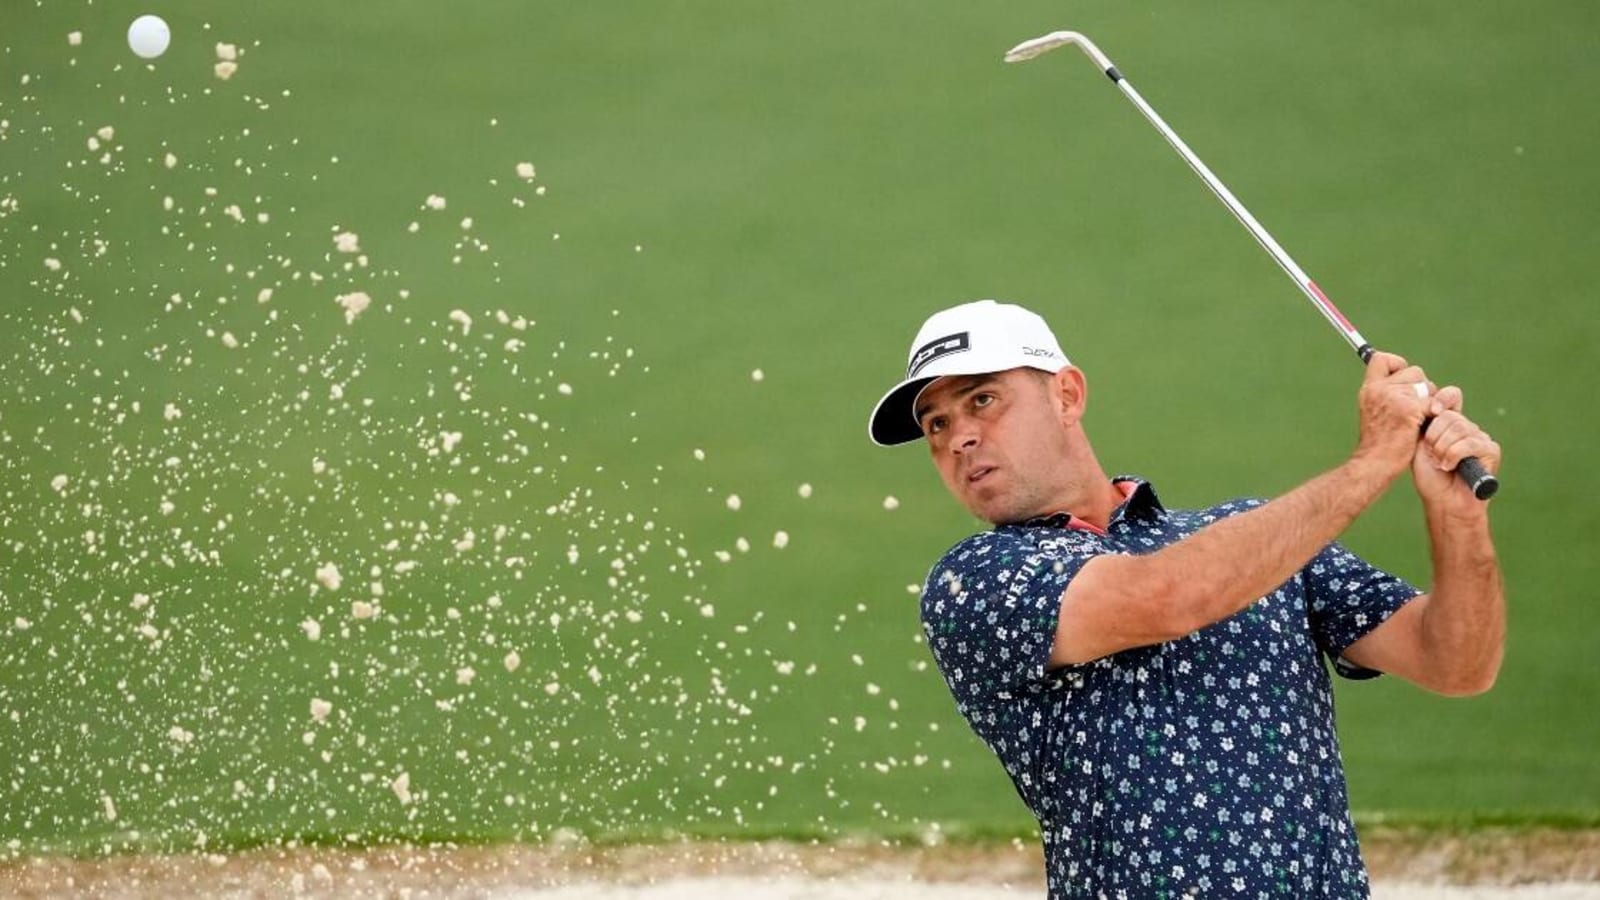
[869,300,1504,899]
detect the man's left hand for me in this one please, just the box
[1413,385,1501,511]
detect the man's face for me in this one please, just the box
[914,367,1076,525]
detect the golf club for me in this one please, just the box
[1005,31,1498,501]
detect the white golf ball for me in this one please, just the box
[127,15,171,59]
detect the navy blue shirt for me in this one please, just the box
[920,478,1420,899]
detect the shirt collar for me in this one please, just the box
[1015,476,1164,535]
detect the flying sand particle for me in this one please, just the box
[773,531,789,549]
[214,62,238,81]
[336,291,371,324]
[310,698,332,722]
[391,771,413,805]
[798,483,813,499]
[314,563,342,591]
[516,162,536,181]
[725,494,741,511]
[883,495,900,511]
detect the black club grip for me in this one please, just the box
[1358,344,1499,502]
[1454,455,1499,501]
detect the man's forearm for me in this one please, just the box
[1141,455,1396,634]
[1418,506,1504,693]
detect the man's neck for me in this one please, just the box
[1049,433,1122,530]
[1069,476,1132,531]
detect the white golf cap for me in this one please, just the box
[868,299,1070,446]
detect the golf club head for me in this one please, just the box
[1004,32,1077,62]
[1003,30,1116,75]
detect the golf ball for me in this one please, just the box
[127,15,171,59]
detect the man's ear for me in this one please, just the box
[1052,367,1088,426]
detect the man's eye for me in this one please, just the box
[927,416,947,434]
[973,393,995,408]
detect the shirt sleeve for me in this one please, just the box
[1303,540,1423,680]
[920,530,1097,712]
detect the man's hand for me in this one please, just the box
[1354,351,1434,484]
[1414,386,1501,512]
[1340,371,1504,696]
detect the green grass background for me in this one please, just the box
[2,0,1597,854]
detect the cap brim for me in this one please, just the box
[868,376,938,446]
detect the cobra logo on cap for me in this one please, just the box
[907,332,970,377]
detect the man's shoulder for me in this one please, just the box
[935,529,1024,563]
[1179,495,1269,524]
[923,527,1109,606]
[934,523,1108,567]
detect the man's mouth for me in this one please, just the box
[967,465,996,484]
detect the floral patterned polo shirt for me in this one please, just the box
[920,477,1420,899]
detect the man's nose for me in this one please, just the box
[950,419,981,454]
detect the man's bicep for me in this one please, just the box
[1304,541,1423,680]
[1339,594,1432,684]
[1049,553,1187,667]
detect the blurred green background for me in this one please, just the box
[2,0,1597,855]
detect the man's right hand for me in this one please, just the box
[1353,350,1433,484]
